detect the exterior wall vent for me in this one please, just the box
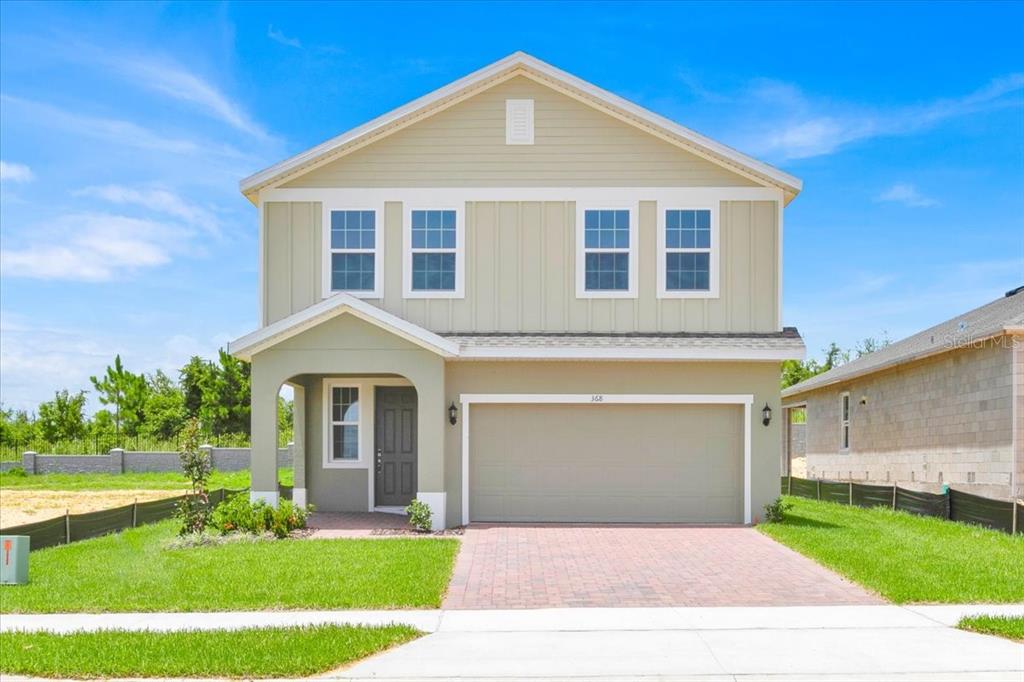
[505,99,534,145]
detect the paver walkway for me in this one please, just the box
[443,523,881,608]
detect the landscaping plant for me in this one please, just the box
[210,494,310,538]
[175,418,211,535]
[763,496,793,523]
[405,498,432,532]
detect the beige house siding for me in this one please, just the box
[790,341,1016,499]
[262,198,778,333]
[1014,335,1023,499]
[282,76,758,189]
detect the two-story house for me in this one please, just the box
[228,53,805,529]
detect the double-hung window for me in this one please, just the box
[327,209,380,298]
[577,207,636,298]
[658,207,718,298]
[840,392,851,451]
[405,208,463,298]
[326,384,361,466]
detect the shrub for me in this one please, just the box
[3,466,27,478]
[210,495,310,539]
[405,499,432,532]
[763,496,793,523]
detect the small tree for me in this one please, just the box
[176,417,211,535]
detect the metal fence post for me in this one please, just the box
[816,479,821,500]
[1012,504,1017,535]
[892,485,898,510]
[64,509,71,544]
[849,481,854,505]
[132,498,138,527]
[788,475,793,495]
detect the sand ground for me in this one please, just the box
[0,489,185,527]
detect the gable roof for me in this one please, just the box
[240,51,802,204]
[783,286,1024,399]
[228,292,460,361]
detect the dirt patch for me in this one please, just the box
[0,489,185,528]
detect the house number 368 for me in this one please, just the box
[591,394,604,402]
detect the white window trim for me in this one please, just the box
[840,391,851,452]
[403,205,465,299]
[459,393,755,526]
[575,204,639,299]
[322,380,366,469]
[656,205,720,299]
[321,205,384,299]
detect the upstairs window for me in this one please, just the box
[658,207,718,298]
[405,208,463,298]
[328,209,379,297]
[577,208,636,298]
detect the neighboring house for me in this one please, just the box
[228,52,805,529]
[782,287,1024,501]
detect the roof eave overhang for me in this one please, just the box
[228,293,459,362]
[781,328,1015,399]
[240,52,802,204]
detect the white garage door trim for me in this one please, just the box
[459,393,754,526]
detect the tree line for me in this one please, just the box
[781,335,891,389]
[0,351,293,453]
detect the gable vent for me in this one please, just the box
[505,99,534,145]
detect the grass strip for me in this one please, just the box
[0,520,459,613]
[957,615,1024,642]
[0,624,419,678]
[1,468,292,491]
[759,496,1024,603]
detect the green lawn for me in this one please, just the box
[0,520,459,613]
[759,496,1024,603]
[957,615,1024,643]
[0,468,293,491]
[0,625,420,678]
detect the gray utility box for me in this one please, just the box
[1,535,29,584]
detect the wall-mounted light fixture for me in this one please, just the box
[448,402,459,426]
[761,403,772,427]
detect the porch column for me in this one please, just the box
[250,358,279,505]
[291,381,307,507]
[414,359,447,530]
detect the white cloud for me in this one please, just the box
[267,25,302,48]
[0,161,34,183]
[0,212,190,281]
[876,183,940,208]
[75,185,221,236]
[109,58,270,140]
[695,73,1024,161]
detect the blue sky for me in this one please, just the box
[1,1,1022,412]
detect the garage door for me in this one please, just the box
[469,403,743,523]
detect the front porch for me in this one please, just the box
[235,307,456,530]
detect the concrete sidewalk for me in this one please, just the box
[3,605,1022,680]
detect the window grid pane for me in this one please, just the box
[665,209,710,249]
[585,252,629,291]
[331,253,375,291]
[412,253,456,291]
[331,210,375,250]
[331,386,359,461]
[584,209,629,249]
[411,210,456,250]
[665,252,710,291]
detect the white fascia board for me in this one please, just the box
[228,292,459,361]
[453,346,804,361]
[240,52,801,201]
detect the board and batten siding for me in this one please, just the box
[280,76,758,189]
[262,198,778,334]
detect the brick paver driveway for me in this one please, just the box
[443,524,881,609]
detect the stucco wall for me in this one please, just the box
[795,341,1015,499]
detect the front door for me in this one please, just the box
[374,387,417,507]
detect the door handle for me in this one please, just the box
[376,449,383,474]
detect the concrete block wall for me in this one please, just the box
[799,341,1016,500]
[20,446,293,475]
